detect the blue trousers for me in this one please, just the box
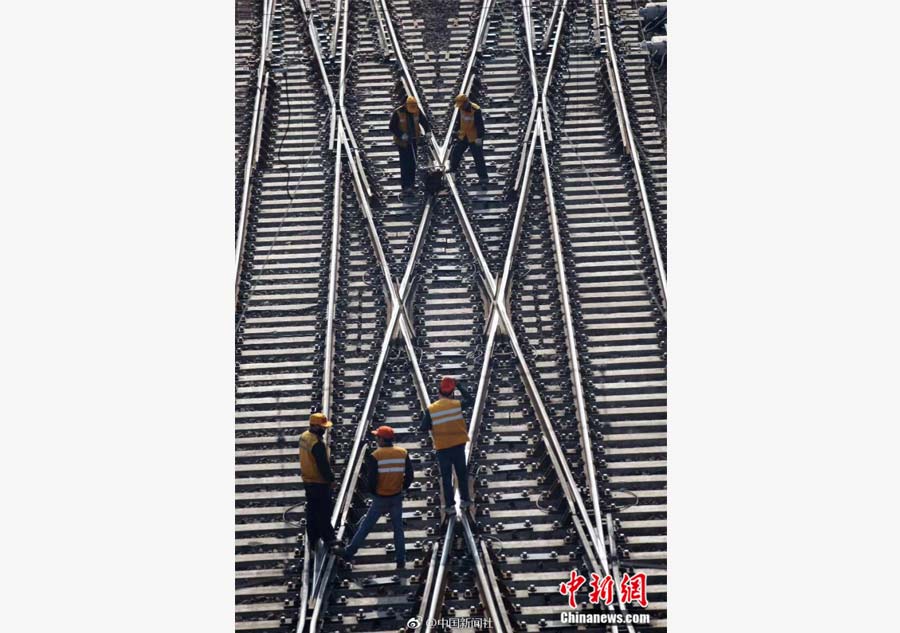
[436,443,470,505]
[345,494,405,564]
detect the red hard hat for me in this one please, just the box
[371,425,395,439]
[439,376,456,395]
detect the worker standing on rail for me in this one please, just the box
[447,94,489,189]
[389,96,432,195]
[421,376,473,514]
[298,412,338,551]
[338,426,414,569]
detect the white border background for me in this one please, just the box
[2,1,898,631]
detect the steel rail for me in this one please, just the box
[420,279,512,632]
[606,511,638,631]
[298,49,442,633]
[300,7,487,620]
[298,1,374,204]
[414,542,441,629]
[460,514,507,631]
[534,0,608,549]
[336,0,372,197]
[301,2,615,628]
[406,10,610,627]
[235,4,335,631]
[368,0,390,57]
[361,3,526,628]
[303,125,345,632]
[304,14,338,150]
[594,0,667,311]
[376,0,442,158]
[286,3,436,630]
[457,118,606,580]
[522,0,535,49]
[540,0,563,49]
[479,540,515,632]
[446,86,610,586]
[305,126,345,619]
[295,538,312,633]
[513,0,540,192]
[437,0,495,163]
[539,0,568,142]
[533,4,646,626]
[422,512,508,633]
[423,514,457,630]
[539,125,636,633]
[536,126,601,554]
[235,0,277,304]
[302,253,420,632]
[313,82,505,633]
[307,153,496,631]
[306,164,435,633]
[321,121,343,420]
[301,0,365,601]
[329,0,344,56]
[377,0,611,582]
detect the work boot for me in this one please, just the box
[459,500,472,510]
[396,560,406,570]
[443,505,456,514]
[478,177,489,190]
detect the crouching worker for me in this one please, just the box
[299,412,338,550]
[422,376,474,514]
[339,425,414,569]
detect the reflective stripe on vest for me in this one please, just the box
[428,398,470,450]
[373,446,408,496]
[299,430,329,484]
[458,102,480,141]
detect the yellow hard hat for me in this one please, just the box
[454,94,468,107]
[406,96,419,112]
[309,412,333,428]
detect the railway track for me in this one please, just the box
[235,1,349,631]
[542,0,668,626]
[235,0,668,630]
[607,0,667,257]
[236,0,263,232]
[308,0,497,630]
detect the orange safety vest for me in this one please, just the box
[457,102,481,141]
[394,107,424,147]
[372,446,408,496]
[428,398,470,450]
[299,430,330,484]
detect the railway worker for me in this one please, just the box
[299,412,338,551]
[421,376,474,513]
[447,94,489,189]
[389,96,432,194]
[338,425,414,569]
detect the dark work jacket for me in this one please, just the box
[306,428,335,484]
[389,105,432,140]
[462,106,486,139]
